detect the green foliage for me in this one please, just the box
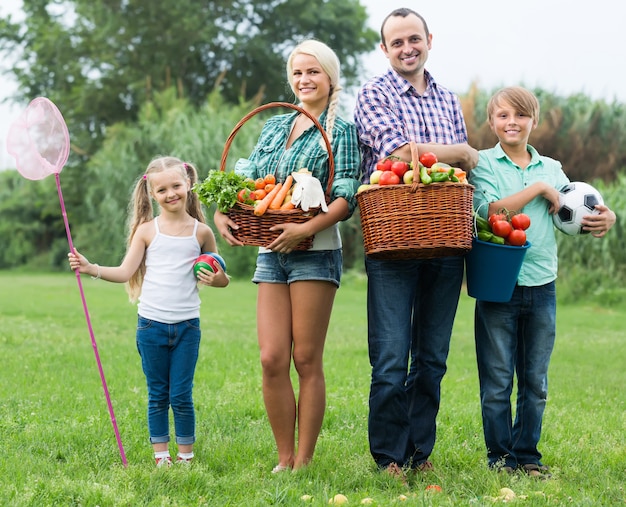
[0,0,378,156]
[69,88,267,274]
[193,170,254,213]
[465,84,626,182]
[1,274,625,506]
[0,171,64,269]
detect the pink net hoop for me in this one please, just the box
[6,97,70,180]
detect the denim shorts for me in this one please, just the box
[252,249,342,287]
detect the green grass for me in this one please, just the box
[1,272,624,506]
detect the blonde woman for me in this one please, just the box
[214,39,361,472]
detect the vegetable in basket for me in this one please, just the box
[192,170,254,213]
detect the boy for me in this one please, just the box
[469,86,616,478]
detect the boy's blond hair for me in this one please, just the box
[487,86,540,120]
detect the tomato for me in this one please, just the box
[263,174,276,185]
[419,152,438,168]
[491,220,512,238]
[254,177,265,190]
[376,158,393,171]
[237,188,253,204]
[390,160,409,178]
[511,213,531,231]
[489,213,507,227]
[379,171,401,185]
[507,228,527,246]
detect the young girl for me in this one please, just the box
[68,156,229,467]
[469,87,615,478]
[214,40,361,472]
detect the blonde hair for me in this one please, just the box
[487,86,540,121]
[286,39,343,145]
[125,156,205,301]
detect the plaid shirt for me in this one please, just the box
[354,69,469,181]
[234,110,361,215]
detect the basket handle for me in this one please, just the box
[219,101,335,198]
[409,141,420,191]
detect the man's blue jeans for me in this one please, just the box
[136,316,201,445]
[474,282,556,468]
[365,256,464,468]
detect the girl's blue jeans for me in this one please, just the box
[474,281,556,468]
[136,316,201,445]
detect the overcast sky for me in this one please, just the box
[2,0,625,168]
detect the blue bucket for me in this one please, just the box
[465,238,531,302]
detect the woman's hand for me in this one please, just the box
[213,210,244,247]
[267,222,312,253]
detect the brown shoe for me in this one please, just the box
[521,463,552,480]
[414,460,434,472]
[384,462,407,484]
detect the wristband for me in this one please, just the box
[91,263,101,280]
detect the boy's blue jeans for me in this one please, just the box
[136,316,201,445]
[365,256,464,468]
[474,282,556,468]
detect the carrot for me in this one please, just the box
[254,182,282,216]
[280,200,296,210]
[269,175,293,210]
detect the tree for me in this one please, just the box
[0,0,377,157]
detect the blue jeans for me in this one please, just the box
[474,282,556,468]
[366,256,464,468]
[136,316,201,445]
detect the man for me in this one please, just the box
[354,8,478,478]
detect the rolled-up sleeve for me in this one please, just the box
[469,152,501,219]
[329,120,362,218]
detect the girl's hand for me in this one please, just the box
[68,248,96,276]
[581,205,616,238]
[196,265,230,288]
[213,210,244,247]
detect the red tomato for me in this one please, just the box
[492,220,512,238]
[379,171,401,185]
[376,158,393,171]
[419,152,438,168]
[390,160,409,178]
[488,213,507,227]
[511,213,531,230]
[237,188,253,203]
[507,228,527,246]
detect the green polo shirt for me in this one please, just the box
[469,143,569,286]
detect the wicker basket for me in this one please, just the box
[356,142,474,259]
[221,102,334,250]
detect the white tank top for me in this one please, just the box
[137,217,201,324]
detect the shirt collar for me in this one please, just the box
[494,142,542,168]
[386,68,436,97]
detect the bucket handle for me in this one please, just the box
[473,201,490,237]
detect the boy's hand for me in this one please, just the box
[541,183,561,214]
[582,205,616,238]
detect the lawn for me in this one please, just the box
[0,272,624,506]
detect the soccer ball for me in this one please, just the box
[552,181,604,235]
